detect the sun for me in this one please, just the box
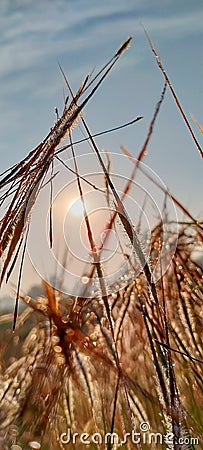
[68,197,85,218]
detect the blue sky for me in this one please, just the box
[0,0,203,302]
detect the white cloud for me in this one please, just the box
[140,10,203,38]
[0,0,202,165]
[1,1,202,83]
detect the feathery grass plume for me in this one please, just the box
[0,37,134,329]
[120,137,203,448]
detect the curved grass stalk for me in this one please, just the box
[143,27,203,158]
[0,37,133,327]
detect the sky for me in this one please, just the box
[0,0,203,305]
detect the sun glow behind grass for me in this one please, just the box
[68,197,85,218]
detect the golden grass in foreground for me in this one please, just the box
[0,224,203,449]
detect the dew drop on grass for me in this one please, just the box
[81,275,89,284]
[54,345,62,353]
[28,442,41,449]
